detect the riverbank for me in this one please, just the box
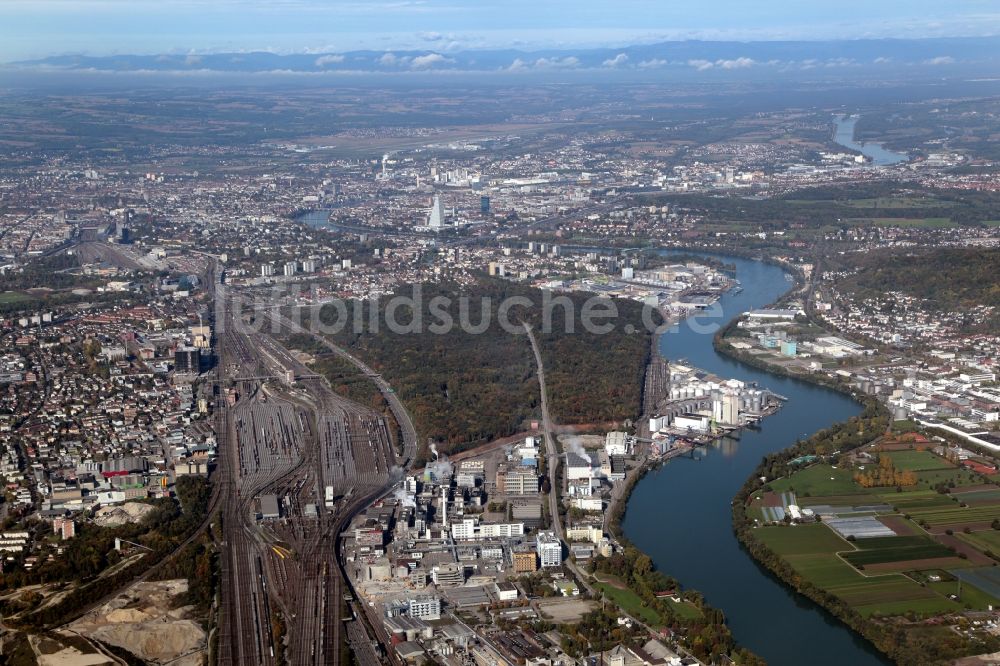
[615,250,891,665]
[715,271,1000,664]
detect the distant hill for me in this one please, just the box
[11,37,1000,79]
[839,247,1000,311]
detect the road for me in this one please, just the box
[523,323,706,664]
[522,323,562,543]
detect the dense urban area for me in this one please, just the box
[0,49,999,666]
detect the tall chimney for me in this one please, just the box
[440,491,448,529]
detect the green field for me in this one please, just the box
[755,524,848,555]
[884,450,955,472]
[856,597,961,618]
[842,539,954,566]
[786,552,869,588]
[884,490,957,511]
[928,580,1000,611]
[768,465,869,497]
[907,504,1000,528]
[0,291,35,305]
[911,469,980,488]
[593,582,665,626]
[957,530,1000,555]
[955,488,1000,504]
[751,452,1000,619]
[848,217,954,228]
[663,597,703,620]
[797,493,878,508]
[852,535,936,550]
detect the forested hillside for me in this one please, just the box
[304,279,654,457]
[837,247,1000,310]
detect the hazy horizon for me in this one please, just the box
[3,0,1000,62]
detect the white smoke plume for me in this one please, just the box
[562,436,592,464]
[391,486,416,508]
[430,454,454,479]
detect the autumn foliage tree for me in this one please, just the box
[854,455,917,488]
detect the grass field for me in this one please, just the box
[955,488,1000,504]
[842,540,954,566]
[797,493,878,508]
[957,530,1000,555]
[856,597,961,618]
[768,465,869,497]
[787,197,952,209]
[884,450,955,472]
[907,504,1000,528]
[0,291,35,305]
[592,582,664,626]
[927,580,1000,611]
[752,448,1000,619]
[663,597,703,621]
[850,217,954,228]
[755,524,848,555]
[911,469,980,488]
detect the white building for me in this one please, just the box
[537,531,561,568]
[451,518,524,541]
[604,431,629,456]
[494,582,518,602]
[407,595,441,620]
[673,413,710,433]
[428,195,446,228]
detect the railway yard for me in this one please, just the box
[213,274,414,665]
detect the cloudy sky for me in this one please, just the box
[3,0,1000,61]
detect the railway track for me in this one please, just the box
[216,285,409,664]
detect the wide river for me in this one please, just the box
[833,115,909,166]
[623,252,890,665]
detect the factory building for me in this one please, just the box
[564,452,593,481]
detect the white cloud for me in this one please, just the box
[823,57,855,67]
[873,56,892,64]
[410,52,453,68]
[533,56,580,69]
[602,53,629,67]
[505,57,529,72]
[687,58,714,71]
[717,57,754,69]
[184,54,202,66]
[314,54,345,67]
[377,52,402,66]
[638,58,668,69]
[924,55,955,65]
